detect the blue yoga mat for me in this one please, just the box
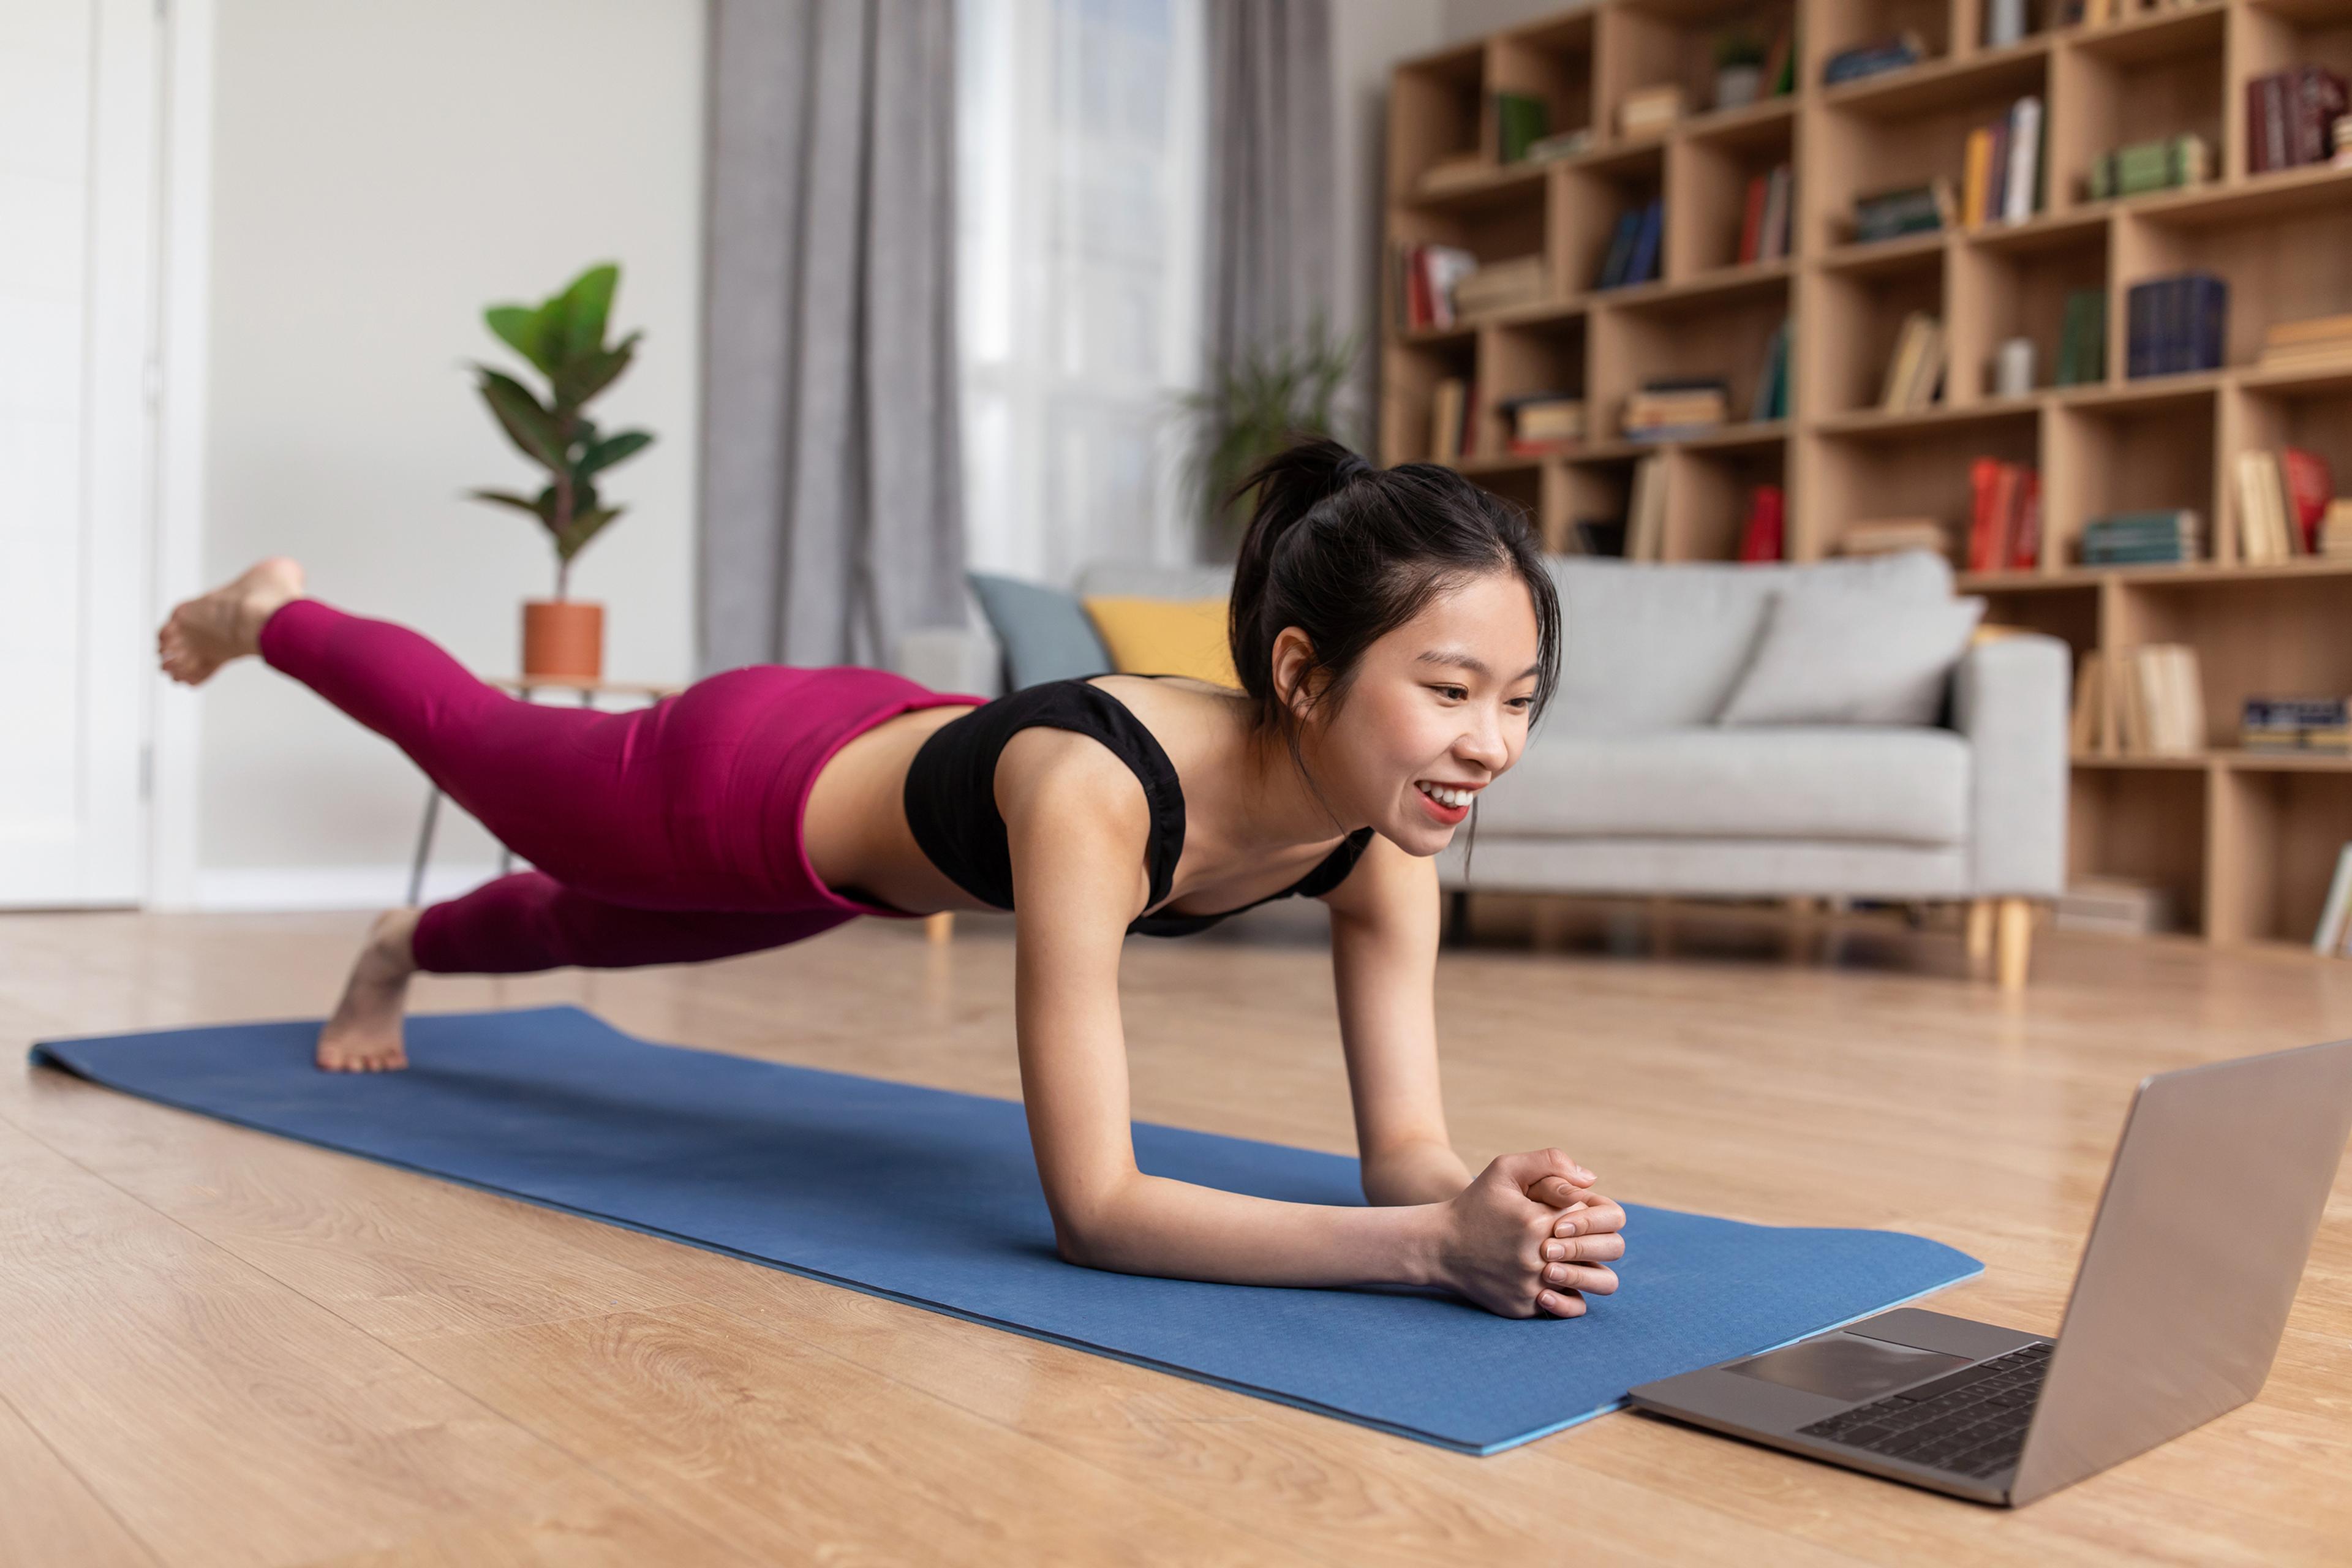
[30,1005,1978,1454]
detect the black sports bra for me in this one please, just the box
[901,677,1374,937]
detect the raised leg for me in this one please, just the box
[1995,897,2034,992]
[411,872,856,976]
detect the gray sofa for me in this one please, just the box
[899,552,2069,987]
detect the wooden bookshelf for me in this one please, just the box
[1381,0,2352,949]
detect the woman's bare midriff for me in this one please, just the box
[802,703,987,913]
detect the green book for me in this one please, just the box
[2056,288,2106,387]
[1494,92,1549,163]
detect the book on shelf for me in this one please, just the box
[1736,165,1794,265]
[1494,91,1550,164]
[2338,113,2352,168]
[1751,320,1791,421]
[2103,643,2206,756]
[1853,179,1956,243]
[1967,457,2041,571]
[1430,378,1474,466]
[1737,484,1786,563]
[1626,454,1668,561]
[1523,127,1595,164]
[1823,31,1925,86]
[2234,448,2331,563]
[2258,312,2352,371]
[2324,499,2352,559]
[1393,243,1477,332]
[1594,199,1664,290]
[2056,288,2108,386]
[1763,27,1797,100]
[2078,508,2203,565]
[2070,652,2106,755]
[1841,517,1954,559]
[1499,392,1585,453]
[2316,846,2352,956]
[1623,377,1730,439]
[1618,84,1684,138]
[2241,696,2352,753]
[1880,313,1947,412]
[2125,273,2226,379]
[2056,876,2176,939]
[2086,133,2210,202]
[2245,67,2348,175]
[1452,254,1548,317]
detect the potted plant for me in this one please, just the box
[469,262,655,682]
[1178,317,1363,551]
[1713,30,1767,111]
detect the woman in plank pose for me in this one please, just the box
[157,438,1626,1319]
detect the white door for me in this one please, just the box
[0,0,157,907]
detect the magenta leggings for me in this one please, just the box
[257,598,976,974]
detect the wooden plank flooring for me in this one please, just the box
[4,902,2350,1564]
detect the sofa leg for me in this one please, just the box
[1994,898,2034,992]
[1965,899,1994,974]
[925,911,955,945]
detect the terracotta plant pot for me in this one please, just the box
[522,599,605,682]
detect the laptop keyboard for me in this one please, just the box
[1796,1343,2052,1480]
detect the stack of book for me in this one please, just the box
[2078,508,2203,565]
[1619,85,1684,138]
[2057,0,2210,26]
[1452,255,1548,318]
[2071,643,2205,756]
[2056,288,2108,386]
[2234,447,2332,562]
[2125,273,2227,378]
[2313,845,2352,956]
[1622,378,1729,440]
[1880,313,1947,411]
[1624,454,1667,560]
[2055,878,2175,938]
[1823,31,1924,86]
[1494,91,1550,163]
[1524,127,1596,164]
[2085,132,2211,202]
[2246,67,2346,174]
[1499,393,1585,455]
[1594,200,1664,289]
[2241,696,2352,753]
[1736,484,1786,562]
[1393,243,1477,331]
[1429,378,1475,466]
[1966,457,2041,571]
[1736,165,1795,264]
[1839,517,1955,559]
[2324,500,2352,558]
[1852,179,1956,243]
[2258,312,2352,372]
[1751,320,1791,421]
[1960,96,2045,226]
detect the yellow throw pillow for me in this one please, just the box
[1081,596,1239,689]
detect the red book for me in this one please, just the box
[1738,484,1786,562]
[2283,447,2333,552]
[1986,462,2022,571]
[2008,468,2043,570]
[1967,456,2003,573]
[1738,175,1768,265]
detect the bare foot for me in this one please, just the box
[157,556,306,685]
[317,907,421,1072]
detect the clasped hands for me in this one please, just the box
[1441,1148,1628,1319]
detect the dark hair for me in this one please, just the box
[1226,435,1561,748]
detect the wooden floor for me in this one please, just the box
[4,900,2351,1566]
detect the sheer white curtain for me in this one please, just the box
[957,0,1207,584]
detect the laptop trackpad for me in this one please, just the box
[1725,1334,1972,1402]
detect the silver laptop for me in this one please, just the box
[1629,1037,2352,1506]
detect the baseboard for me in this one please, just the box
[192,862,516,913]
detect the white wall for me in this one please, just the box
[189,0,705,908]
[1444,0,1592,40]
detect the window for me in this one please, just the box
[957,0,1207,584]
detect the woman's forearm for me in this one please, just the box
[1361,1137,1474,1207]
[1062,1170,1450,1292]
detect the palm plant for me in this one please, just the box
[469,263,655,598]
[1179,318,1363,541]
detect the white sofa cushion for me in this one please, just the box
[1545,552,1954,733]
[1720,581,1985,726]
[1477,726,1972,845]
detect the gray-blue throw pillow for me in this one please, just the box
[968,571,1113,690]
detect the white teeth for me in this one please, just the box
[1420,782,1471,809]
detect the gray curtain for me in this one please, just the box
[1203,0,1335,380]
[699,0,965,674]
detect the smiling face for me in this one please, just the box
[1283,568,1544,856]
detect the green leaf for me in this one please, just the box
[560,264,619,361]
[555,504,624,563]
[576,428,654,480]
[467,486,551,519]
[483,305,552,372]
[475,368,568,470]
[551,333,639,412]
